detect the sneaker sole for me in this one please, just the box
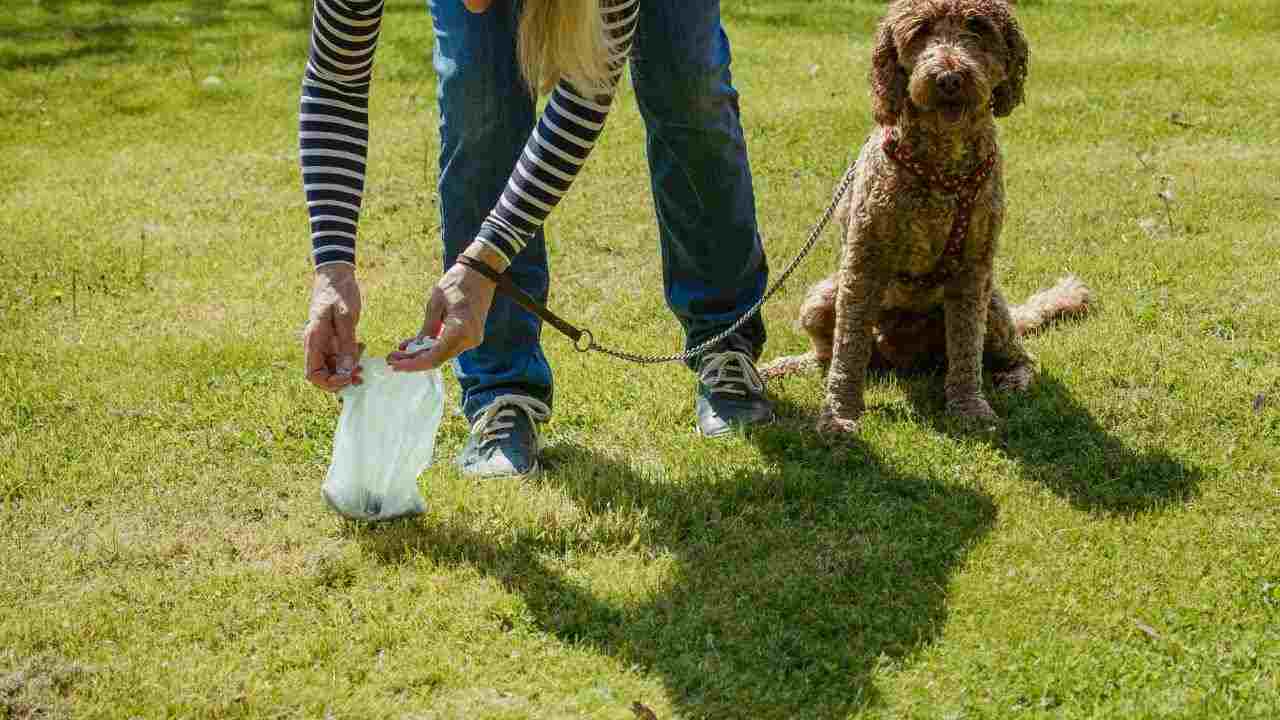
[694,413,776,438]
[460,458,542,480]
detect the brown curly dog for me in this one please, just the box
[762,0,1090,434]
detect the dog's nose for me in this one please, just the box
[938,72,963,97]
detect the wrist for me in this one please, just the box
[315,262,356,282]
[461,241,510,274]
[455,254,502,287]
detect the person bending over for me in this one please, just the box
[301,0,772,477]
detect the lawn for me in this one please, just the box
[2,0,1278,718]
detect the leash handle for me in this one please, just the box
[497,275,589,349]
[455,255,590,350]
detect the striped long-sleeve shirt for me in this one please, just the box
[300,0,640,268]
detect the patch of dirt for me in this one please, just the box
[405,687,534,720]
[173,303,227,325]
[155,522,316,576]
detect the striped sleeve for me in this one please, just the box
[474,0,641,264]
[299,0,383,268]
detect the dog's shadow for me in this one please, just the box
[878,369,1202,514]
[353,435,996,718]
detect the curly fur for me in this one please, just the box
[761,274,1091,382]
[871,0,1029,125]
[1011,275,1090,334]
[765,0,1089,433]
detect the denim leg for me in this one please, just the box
[629,0,768,369]
[429,0,553,420]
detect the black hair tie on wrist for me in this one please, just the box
[455,254,503,283]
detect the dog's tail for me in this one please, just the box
[1011,275,1092,336]
[760,351,825,383]
[761,275,1091,382]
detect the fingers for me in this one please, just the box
[390,317,470,372]
[332,304,361,380]
[388,338,429,362]
[422,289,446,342]
[388,341,440,371]
[388,290,446,367]
[389,270,492,373]
[324,336,363,391]
[303,318,362,393]
[345,343,366,387]
[304,317,341,392]
[305,270,364,394]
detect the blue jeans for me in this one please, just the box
[429,0,767,421]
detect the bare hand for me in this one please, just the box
[462,0,494,12]
[388,259,497,372]
[304,264,364,392]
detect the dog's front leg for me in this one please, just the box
[944,269,998,422]
[818,246,885,435]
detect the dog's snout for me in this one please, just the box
[938,71,963,97]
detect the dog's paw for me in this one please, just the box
[993,363,1035,393]
[946,395,998,423]
[816,406,863,435]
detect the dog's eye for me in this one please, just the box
[965,17,993,36]
[909,21,931,42]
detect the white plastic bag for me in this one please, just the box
[321,339,445,522]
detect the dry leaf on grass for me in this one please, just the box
[631,701,659,720]
[1134,619,1163,641]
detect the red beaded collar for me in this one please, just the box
[882,130,998,289]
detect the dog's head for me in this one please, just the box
[870,0,1028,127]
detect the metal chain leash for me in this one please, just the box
[582,158,862,365]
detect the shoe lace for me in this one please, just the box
[471,394,551,447]
[699,351,765,398]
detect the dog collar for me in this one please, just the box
[882,130,998,289]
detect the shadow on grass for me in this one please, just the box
[885,369,1203,515]
[353,433,995,718]
[1,0,305,71]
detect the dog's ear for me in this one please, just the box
[991,12,1028,118]
[870,16,907,126]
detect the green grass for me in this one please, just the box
[2,0,1278,717]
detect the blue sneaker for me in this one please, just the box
[695,349,775,437]
[457,395,550,478]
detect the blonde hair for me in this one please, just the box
[517,0,613,96]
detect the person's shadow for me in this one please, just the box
[348,357,1200,716]
[352,426,997,718]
